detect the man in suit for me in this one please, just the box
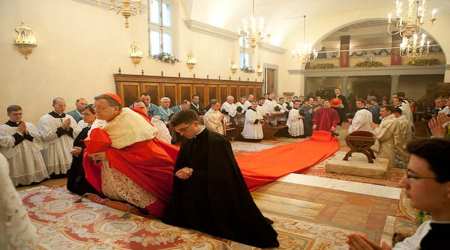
[67,98,88,123]
[190,94,204,115]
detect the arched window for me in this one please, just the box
[149,0,173,56]
[239,36,252,70]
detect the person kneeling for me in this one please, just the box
[163,110,279,248]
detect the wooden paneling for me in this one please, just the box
[255,86,262,98]
[178,84,192,102]
[120,82,140,107]
[219,86,229,103]
[193,85,207,107]
[239,86,248,97]
[162,84,177,106]
[208,85,218,102]
[230,86,238,98]
[141,83,160,105]
[114,74,263,108]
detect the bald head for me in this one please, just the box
[226,96,235,104]
[52,97,66,114]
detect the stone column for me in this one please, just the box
[391,75,399,96]
[391,34,402,65]
[340,35,350,67]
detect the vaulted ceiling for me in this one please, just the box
[181,0,450,48]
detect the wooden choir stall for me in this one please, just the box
[114,74,286,140]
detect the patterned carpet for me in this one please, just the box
[18,136,418,249]
[21,184,373,249]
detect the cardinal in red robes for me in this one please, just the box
[312,100,340,132]
[83,93,178,218]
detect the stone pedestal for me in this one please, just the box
[325,151,389,178]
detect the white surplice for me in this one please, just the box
[151,117,172,144]
[0,153,38,249]
[349,109,373,134]
[287,109,304,137]
[263,99,278,114]
[37,113,81,175]
[241,108,264,139]
[0,122,49,186]
[203,110,225,135]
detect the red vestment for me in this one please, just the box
[83,128,178,217]
[312,107,340,132]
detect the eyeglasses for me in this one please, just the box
[406,171,437,181]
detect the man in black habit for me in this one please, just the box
[163,110,279,248]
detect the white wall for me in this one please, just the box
[0,0,285,123]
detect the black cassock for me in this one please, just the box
[162,128,279,248]
[66,126,97,196]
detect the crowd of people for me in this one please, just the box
[1,90,449,249]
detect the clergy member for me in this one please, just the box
[374,105,398,165]
[242,100,264,140]
[334,88,348,124]
[67,104,98,195]
[287,100,305,137]
[67,98,88,123]
[312,100,340,133]
[0,105,49,186]
[348,99,373,134]
[190,94,204,115]
[38,97,81,176]
[83,93,178,217]
[163,110,279,248]
[300,98,314,137]
[221,96,237,125]
[393,107,412,169]
[0,153,38,249]
[132,100,172,144]
[348,138,450,250]
[203,100,226,135]
[237,96,247,112]
[244,94,255,110]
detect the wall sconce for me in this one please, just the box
[129,42,143,65]
[256,65,263,76]
[230,62,239,74]
[14,22,37,59]
[186,54,197,70]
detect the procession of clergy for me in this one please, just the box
[1,88,450,249]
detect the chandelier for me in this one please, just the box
[387,0,437,58]
[96,0,143,28]
[291,15,318,65]
[240,0,268,48]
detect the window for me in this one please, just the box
[239,36,252,69]
[149,0,173,56]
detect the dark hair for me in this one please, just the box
[192,94,200,99]
[94,94,123,109]
[7,105,22,114]
[356,99,366,105]
[393,107,402,114]
[82,104,96,114]
[397,92,406,98]
[381,105,394,113]
[170,110,199,127]
[407,139,450,183]
[140,93,150,97]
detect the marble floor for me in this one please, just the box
[17,132,416,249]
